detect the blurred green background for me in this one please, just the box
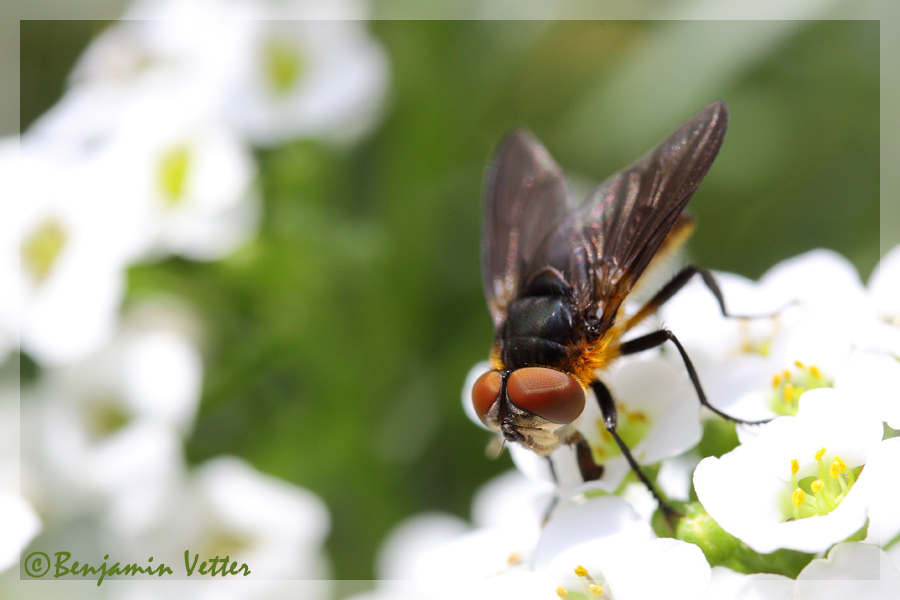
[20,19,879,580]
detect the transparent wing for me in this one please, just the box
[481,129,575,327]
[538,101,729,332]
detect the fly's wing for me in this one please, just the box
[482,129,575,327]
[543,101,729,332]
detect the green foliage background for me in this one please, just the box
[21,19,879,580]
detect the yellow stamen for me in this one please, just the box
[783,383,795,403]
[772,374,781,388]
[574,565,589,578]
[507,552,522,566]
[809,365,822,378]
[556,586,569,599]
[830,457,846,479]
[815,447,827,461]
[792,488,805,507]
[791,459,799,475]
[794,360,805,369]
[783,369,792,381]
[811,479,824,493]
[589,583,604,597]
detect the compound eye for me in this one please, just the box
[506,368,585,425]
[471,370,502,425]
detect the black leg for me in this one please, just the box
[619,329,770,425]
[624,264,782,332]
[589,380,679,520]
[570,431,604,482]
[542,456,560,525]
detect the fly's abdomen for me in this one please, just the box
[501,296,579,368]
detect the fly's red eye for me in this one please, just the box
[506,368,585,424]
[472,370,502,425]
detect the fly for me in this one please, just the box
[470,101,764,502]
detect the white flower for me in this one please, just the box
[8,141,133,366]
[90,83,261,261]
[659,249,898,425]
[22,306,202,533]
[864,437,900,548]
[219,2,390,146]
[76,0,258,90]
[0,492,41,573]
[122,456,332,595]
[541,535,711,600]
[693,388,885,553]
[852,244,900,427]
[0,143,20,365]
[349,512,470,600]
[702,566,794,600]
[471,470,554,532]
[88,0,391,147]
[94,457,333,600]
[417,496,710,600]
[866,244,900,353]
[375,512,470,581]
[532,497,711,600]
[189,456,331,581]
[461,360,493,431]
[29,76,261,263]
[705,543,900,600]
[795,542,900,600]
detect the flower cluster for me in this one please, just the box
[3,0,389,593]
[359,247,900,600]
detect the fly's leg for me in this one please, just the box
[623,264,786,332]
[542,456,560,525]
[619,329,770,425]
[570,431,604,482]
[589,379,681,522]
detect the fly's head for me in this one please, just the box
[471,367,586,456]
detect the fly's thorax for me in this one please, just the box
[500,295,581,368]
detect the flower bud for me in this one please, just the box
[674,502,740,566]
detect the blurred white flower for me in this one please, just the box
[412,514,547,599]
[867,244,900,339]
[0,492,41,573]
[693,388,885,554]
[702,566,794,600]
[70,0,389,148]
[28,77,260,263]
[795,542,900,600]
[91,457,332,600]
[115,456,332,600]
[852,245,900,428]
[0,388,42,575]
[471,469,554,532]
[8,140,135,366]
[0,145,20,365]
[188,456,331,582]
[374,469,710,600]
[76,0,258,90]
[416,496,710,600]
[863,437,900,548]
[221,12,390,146]
[531,498,707,600]
[375,512,470,581]
[703,543,900,600]
[22,309,202,533]
[91,84,261,261]
[346,512,469,600]
[461,360,492,431]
